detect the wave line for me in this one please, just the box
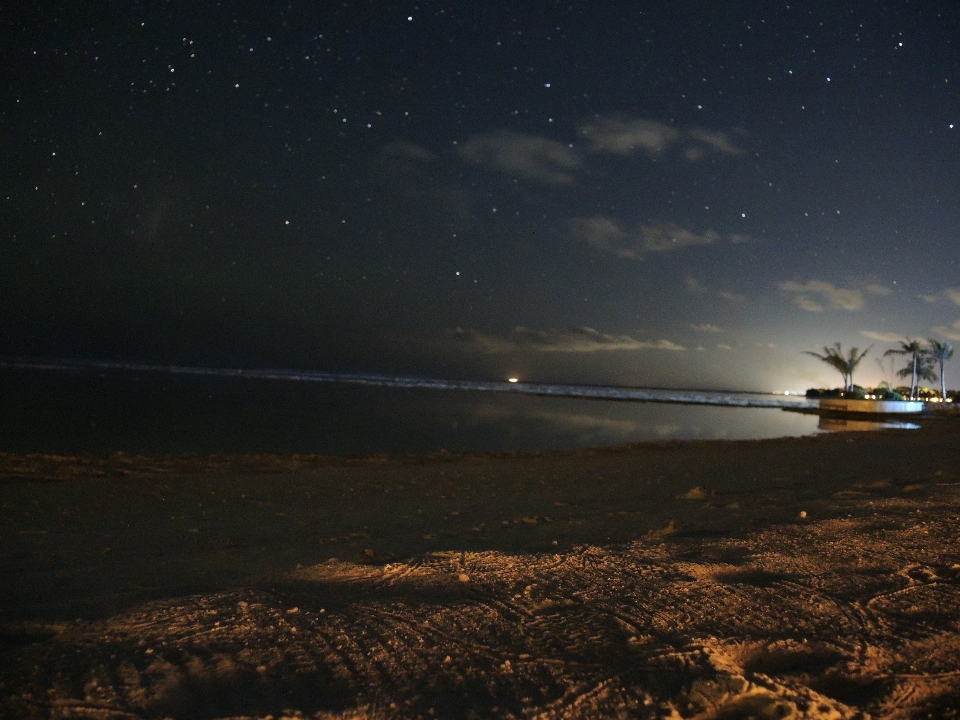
[0,358,814,409]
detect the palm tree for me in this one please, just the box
[842,343,872,391]
[898,353,938,398]
[803,343,871,391]
[884,340,925,399]
[927,339,955,400]
[803,343,848,389]
[875,355,895,384]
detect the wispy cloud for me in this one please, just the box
[686,127,745,156]
[917,288,960,306]
[717,343,733,350]
[860,330,905,342]
[932,320,960,342]
[865,283,892,296]
[449,326,685,354]
[447,328,519,354]
[779,280,864,312]
[457,130,580,184]
[795,296,826,312]
[570,218,747,260]
[514,326,685,353]
[579,118,744,158]
[425,116,746,196]
[686,277,744,302]
[690,323,722,333]
[580,118,679,155]
[383,141,435,161]
[686,277,708,294]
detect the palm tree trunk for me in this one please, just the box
[911,355,918,399]
[942,360,947,401]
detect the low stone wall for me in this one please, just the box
[819,398,925,414]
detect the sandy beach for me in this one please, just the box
[3,421,960,718]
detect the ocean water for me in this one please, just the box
[0,362,828,456]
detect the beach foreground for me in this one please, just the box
[3,423,960,718]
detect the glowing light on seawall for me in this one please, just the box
[0,358,818,409]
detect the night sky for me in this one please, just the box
[3,1,959,393]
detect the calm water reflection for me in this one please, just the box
[817,416,921,432]
[2,367,824,456]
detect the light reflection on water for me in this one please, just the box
[0,366,870,456]
[817,416,921,432]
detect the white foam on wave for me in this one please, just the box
[1,358,815,410]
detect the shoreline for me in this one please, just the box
[1,409,953,463]
[1,359,816,410]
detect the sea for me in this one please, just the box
[0,359,888,457]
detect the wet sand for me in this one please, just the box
[3,421,960,718]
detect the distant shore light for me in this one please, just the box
[508,377,519,383]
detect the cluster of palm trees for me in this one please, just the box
[804,339,955,400]
[803,343,872,393]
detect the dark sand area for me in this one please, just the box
[3,421,960,718]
